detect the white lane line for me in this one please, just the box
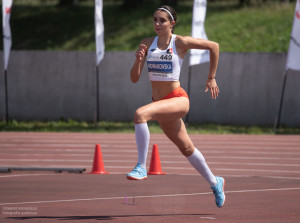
[2,144,300,150]
[200,145,300,150]
[174,174,300,180]
[1,164,300,174]
[1,138,299,146]
[204,151,300,155]
[0,187,299,206]
[257,175,300,180]
[1,159,300,167]
[206,156,300,161]
[0,159,93,162]
[0,165,89,169]
[214,168,300,173]
[209,162,300,167]
[2,155,300,162]
[1,150,300,159]
[163,161,300,167]
[2,173,300,181]
[1,147,300,157]
[1,145,299,151]
[200,216,216,220]
[163,166,300,174]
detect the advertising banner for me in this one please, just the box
[189,0,209,66]
[2,0,13,71]
[95,0,105,65]
[286,0,300,71]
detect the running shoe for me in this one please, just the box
[211,176,225,208]
[126,163,147,180]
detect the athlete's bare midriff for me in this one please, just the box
[151,81,180,101]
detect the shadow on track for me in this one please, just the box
[8,213,215,221]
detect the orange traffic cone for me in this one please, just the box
[90,144,109,174]
[148,144,166,175]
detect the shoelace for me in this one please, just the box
[132,166,144,175]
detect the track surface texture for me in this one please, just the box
[0,132,300,223]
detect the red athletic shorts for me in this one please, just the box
[152,86,189,102]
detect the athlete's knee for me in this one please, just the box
[179,146,194,157]
[134,107,147,123]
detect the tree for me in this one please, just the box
[239,0,250,6]
[122,0,144,8]
[239,0,294,6]
[58,0,76,7]
[160,0,178,7]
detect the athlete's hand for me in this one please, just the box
[135,44,147,62]
[205,78,220,99]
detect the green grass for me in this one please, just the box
[1,120,299,134]
[6,0,295,52]
[206,2,294,52]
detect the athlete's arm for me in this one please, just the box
[176,36,219,79]
[130,39,149,83]
[176,36,220,99]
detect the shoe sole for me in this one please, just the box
[126,175,147,181]
[218,177,226,208]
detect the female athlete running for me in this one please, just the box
[127,5,225,208]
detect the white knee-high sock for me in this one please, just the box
[187,148,217,187]
[135,123,150,169]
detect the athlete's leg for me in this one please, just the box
[135,123,149,169]
[131,98,225,207]
[133,97,189,165]
[159,118,225,207]
[158,118,194,156]
[134,97,190,124]
[128,97,189,180]
[159,118,217,187]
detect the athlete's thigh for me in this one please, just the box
[158,118,194,156]
[136,97,189,122]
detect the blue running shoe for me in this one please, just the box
[211,176,225,208]
[126,163,147,180]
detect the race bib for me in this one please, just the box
[147,61,173,73]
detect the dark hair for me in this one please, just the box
[155,5,177,33]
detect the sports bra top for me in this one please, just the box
[146,34,183,81]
